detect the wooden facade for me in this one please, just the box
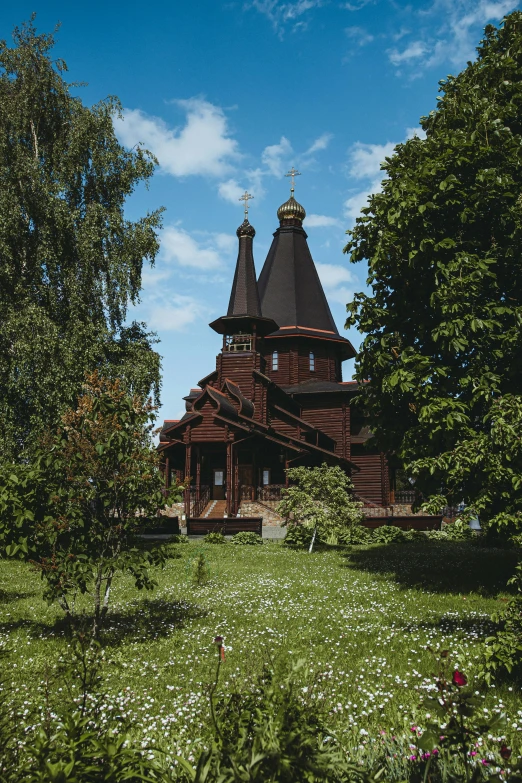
[159,192,390,520]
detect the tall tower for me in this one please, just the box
[258,172,355,387]
[209,193,277,398]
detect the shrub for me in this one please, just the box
[204,531,227,545]
[183,648,362,783]
[427,519,474,542]
[401,529,427,543]
[480,561,522,683]
[283,524,315,548]
[338,525,372,546]
[372,525,405,545]
[230,531,263,546]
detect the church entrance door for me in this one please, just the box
[212,469,225,500]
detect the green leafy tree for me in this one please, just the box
[0,373,182,637]
[277,464,363,552]
[344,13,522,530]
[0,17,162,460]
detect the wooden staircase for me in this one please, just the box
[202,500,227,519]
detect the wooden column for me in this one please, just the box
[196,446,201,503]
[234,455,240,515]
[226,442,232,516]
[184,444,192,518]
[164,456,170,490]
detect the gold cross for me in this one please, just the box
[239,190,254,219]
[285,167,301,194]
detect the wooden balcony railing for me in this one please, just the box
[257,484,285,502]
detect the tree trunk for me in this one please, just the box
[308,527,317,554]
[100,569,114,623]
[92,566,104,639]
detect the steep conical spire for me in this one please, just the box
[227,216,262,317]
[258,190,338,335]
[209,195,278,337]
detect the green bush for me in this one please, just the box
[204,531,227,544]
[372,525,405,545]
[427,519,474,542]
[338,525,372,545]
[183,659,362,783]
[230,531,263,545]
[401,529,427,543]
[283,524,315,548]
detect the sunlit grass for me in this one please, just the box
[1,540,520,768]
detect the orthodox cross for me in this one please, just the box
[285,167,301,195]
[239,190,254,220]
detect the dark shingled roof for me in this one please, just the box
[258,225,339,334]
[227,219,262,317]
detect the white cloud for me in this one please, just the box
[316,263,353,287]
[345,26,374,46]
[405,126,427,140]
[306,214,342,228]
[218,168,267,207]
[252,0,324,33]
[327,286,355,305]
[161,227,231,270]
[344,186,380,225]
[348,140,397,180]
[261,136,293,177]
[387,40,427,66]
[147,295,208,332]
[341,0,375,9]
[344,128,427,225]
[388,0,518,73]
[114,98,239,178]
[218,178,245,204]
[316,264,354,306]
[305,133,333,155]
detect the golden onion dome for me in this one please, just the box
[277,195,306,223]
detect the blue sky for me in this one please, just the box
[2,0,520,421]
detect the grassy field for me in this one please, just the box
[0,539,521,770]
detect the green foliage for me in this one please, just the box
[204,532,227,545]
[416,651,521,783]
[344,13,522,531]
[283,523,316,549]
[0,18,163,460]
[190,551,211,586]
[428,520,474,542]
[182,656,371,783]
[0,373,181,636]
[19,715,166,782]
[278,464,363,552]
[414,395,522,537]
[230,532,263,546]
[0,634,167,782]
[371,525,405,545]
[480,562,522,684]
[337,525,372,546]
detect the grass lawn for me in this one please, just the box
[1,539,521,771]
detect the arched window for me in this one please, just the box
[272,351,279,371]
[309,352,315,371]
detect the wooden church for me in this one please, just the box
[159,176,390,522]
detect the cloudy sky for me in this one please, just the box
[2,0,519,421]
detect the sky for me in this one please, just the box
[1,0,520,422]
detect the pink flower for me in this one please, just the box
[452,670,467,687]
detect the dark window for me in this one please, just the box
[309,352,315,371]
[272,351,279,371]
